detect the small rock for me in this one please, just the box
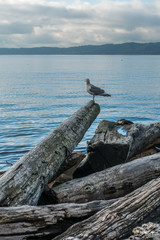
[126,222,160,240]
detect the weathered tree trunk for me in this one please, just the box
[53,177,160,240]
[74,120,160,177]
[51,152,160,203]
[0,101,100,206]
[0,199,117,240]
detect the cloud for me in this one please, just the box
[0,22,33,34]
[0,0,160,47]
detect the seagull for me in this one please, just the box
[85,78,111,102]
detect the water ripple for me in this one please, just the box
[0,55,160,170]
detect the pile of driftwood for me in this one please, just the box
[0,101,160,240]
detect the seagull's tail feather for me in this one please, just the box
[102,93,111,97]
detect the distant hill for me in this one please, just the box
[1,42,160,55]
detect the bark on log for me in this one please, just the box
[0,101,100,207]
[74,120,160,177]
[51,152,160,203]
[0,199,117,240]
[53,177,160,240]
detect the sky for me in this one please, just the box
[0,0,160,48]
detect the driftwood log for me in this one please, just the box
[53,177,160,240]
[0,200,117,240]
[74,120,160,177]
[0,101,100,206]
[51,152,160,203]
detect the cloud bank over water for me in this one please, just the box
[0,0,160,47]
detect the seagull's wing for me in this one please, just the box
[89,84,105,95]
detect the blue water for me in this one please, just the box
[0,55,160,170]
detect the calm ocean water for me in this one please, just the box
[0,55,160,170]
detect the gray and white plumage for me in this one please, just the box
[85,78,111,102]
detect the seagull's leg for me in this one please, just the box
[93,95,95,103]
